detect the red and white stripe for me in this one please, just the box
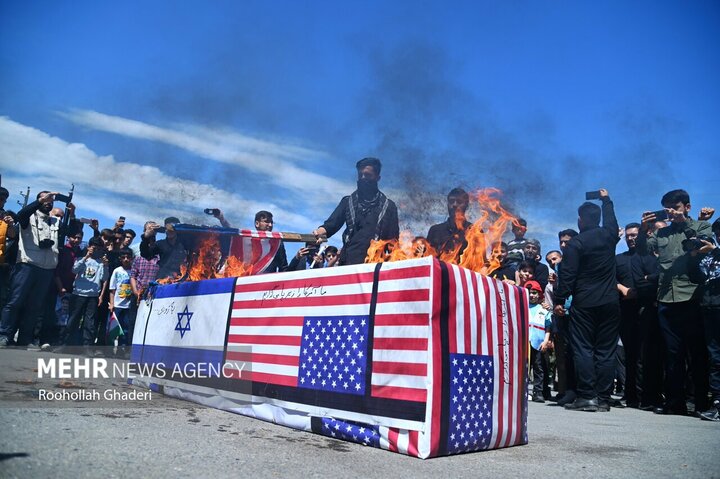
[378,427,420,457]
[237,229,284,239]
[444,263,527,450]
[224,259,432,405]
[228,233,281,274]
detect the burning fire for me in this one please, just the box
[156,187,519,284]
[365,231,437,264]
[159,235,252,284]
[366,188,519,275]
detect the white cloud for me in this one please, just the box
[59,109,355,199]
[0,116,316,232]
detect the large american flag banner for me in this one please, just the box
[441,262,529,453]
[131,256,528,459]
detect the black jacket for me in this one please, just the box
[427,218,472,260]
[615,249,659,305]
[264,242,289,273]
[321,193,399,265]
[140,234,189,279]
[555,197,620,308]
[531,261,550,292]
[489,262,517,282]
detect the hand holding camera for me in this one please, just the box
[683,234,716,255]
[584,189,609,201]
[667,207,687,224]
[641,210,667,230]
[144,222,165,237]
[295,244,318,260]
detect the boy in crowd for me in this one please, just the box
[517,260,535,288]
[123,229,137,250]
[489,241,517,283]
[324,246,340,267]
[109,248,135,355]
[506,218,528,267]
[61,237,108,352]
[527,280,552,403]
[130,221,160,300]
[55,230,84,297]
[545,250,562,305]
[288,243,324,271]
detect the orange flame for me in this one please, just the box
[222,256,251,278]
[365,230,439,264]
[158,235,254,283]
[365,187,518,275]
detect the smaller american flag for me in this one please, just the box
[229,230,282,274]
[298,315,369,394]
[447,353,494,454]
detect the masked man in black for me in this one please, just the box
[313,158,399,265]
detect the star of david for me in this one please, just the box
[175,305,193,338]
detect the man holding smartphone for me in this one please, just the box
[0,191,75,347]
[638,189,712,416]
[554,189,620,412]
[140,216,188,280]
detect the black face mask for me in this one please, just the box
[357,178,379,196]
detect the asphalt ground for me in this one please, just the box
[0,349,717,478]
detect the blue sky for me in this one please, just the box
[1,0,719,257]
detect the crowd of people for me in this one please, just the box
[0,157,718,423]
[486,188,718,423]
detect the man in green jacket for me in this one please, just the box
[639,189,712,416]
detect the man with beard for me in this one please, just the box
[553,229,578,406]
[313,158,399,265]
[615,223,661,408]
[0,191,76,347]
[523,239,550,291]
[638,189,712,416]
[253,210,290,273]
[427,188,472,262]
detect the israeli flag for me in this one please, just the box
[132,278,235,375]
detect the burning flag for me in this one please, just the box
[158,225,324,284]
